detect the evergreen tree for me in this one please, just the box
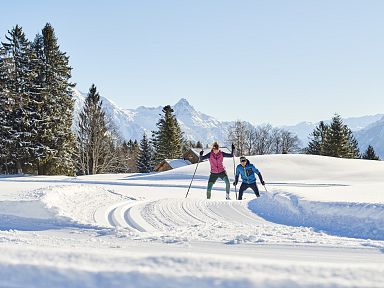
[0,24,76,175]
[0,47,12,173]
[152,105,184,164]
[30,33,56,173]
[306,114,360,159]
[344,128,360,159]
[1,25,37,173]
[137,133,153,173]
[323,115,349,157]
[362,145,380,160]
[77,84,113,175]
[37,23,76,175]
[306,121,328,155]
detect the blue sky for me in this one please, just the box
[1,0,384,125]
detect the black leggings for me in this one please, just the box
[238,182,259,200]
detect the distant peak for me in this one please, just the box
[175,98,190,106]
[173,98,196,112]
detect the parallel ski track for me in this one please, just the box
[94,198,266,232]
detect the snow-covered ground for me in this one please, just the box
[0,154,383,287]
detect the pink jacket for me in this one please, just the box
[209,151,225,174]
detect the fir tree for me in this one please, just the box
[307,114,360,159]
[306,121,328,155]
[38,23,76,175]
[1,25,37,173]
[30,33,56,173]
[344,128,360,159]
[152,105,184,164]
[362,145,380,160]
[323,115,349,158]
[137,133,153,173]
[77,84,113,175]
[0,47,13,173]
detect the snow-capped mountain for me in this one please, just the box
[72,88,384,158]
[72,88,236,146]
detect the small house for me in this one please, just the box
[182,148,202,164]
[154,159,192,172]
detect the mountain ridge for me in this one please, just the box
[72,88,383,158]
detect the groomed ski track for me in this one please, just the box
[94,198,267,232]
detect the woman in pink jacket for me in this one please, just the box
[200,142,235,200]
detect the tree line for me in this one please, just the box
[306,114,380,160]
[0,24,75,174]
[225,115,380,161]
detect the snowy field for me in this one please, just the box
[0,154,383,287]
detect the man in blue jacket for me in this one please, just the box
[233,156,265,200]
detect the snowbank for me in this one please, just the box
[249,190,384,240]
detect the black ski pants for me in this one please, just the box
[238,182,260,200]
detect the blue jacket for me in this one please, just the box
[235,160,264,185]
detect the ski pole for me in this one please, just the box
[185,153,202,198]
[263,184,268,193]
[232,145,237,200]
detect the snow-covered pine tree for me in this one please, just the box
[362,145,380,160]
[77,84,117,175]
[306,121,329,155]
[0,46,13,173]
[152,105,184,164]
[1,25,37,173]
[137,133,153,173]
[30,33,56,174]
[38,23,76,175]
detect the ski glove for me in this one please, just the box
[199,150,204,156]
[261,180,265,186]
[233,175,239,186]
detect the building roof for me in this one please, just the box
[164,159,192,169]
